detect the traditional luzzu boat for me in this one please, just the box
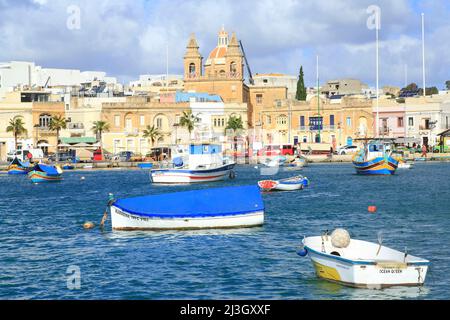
[150,143,235,184]
[109,185,264,231]
[352,139,399,175]
[7,158,31,175]
[258,175,309,192]
[28,163,63,182]
[298,229,430,289]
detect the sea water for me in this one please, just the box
[0,163,449,299]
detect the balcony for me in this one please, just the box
[419,125,431,131]
[125,128,139,137]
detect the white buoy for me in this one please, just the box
[254,166,258,169]
[81,176,85,180]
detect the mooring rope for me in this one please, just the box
[100,193,115,230]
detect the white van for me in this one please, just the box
[7,149,44,162]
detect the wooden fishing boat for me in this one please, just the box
[298,229,430,289]
[28,163,63,182]
[258,175,309,192]
[109,185,264,231]
[7,158,31,175]
[352,139,399,175]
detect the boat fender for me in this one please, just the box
[331,228,351,248]
[83,221,95,230]
[229,170,236,179]
[303,177,309,187]
[297,247,308,257]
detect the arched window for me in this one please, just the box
[230,61,237,75]
[219,70,226,78]
[189,63,196,75]
[39,114,52,128]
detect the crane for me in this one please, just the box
[239,40,254,85]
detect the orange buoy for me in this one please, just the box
[83,221,95,229]
[368,206,377,213]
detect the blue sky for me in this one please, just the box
[0,0,448,88]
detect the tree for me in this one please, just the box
[179,111,200,139]
[225,115,244,158]
[295,66,307,101]
[6,117,27,151]
[91,121,110,146]
[446,80,450,90]
[419,87,439,96]
[48,115,67,161]
[402,83,419,91]
[143,125,162,147]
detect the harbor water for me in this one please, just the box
[1,163,449,299]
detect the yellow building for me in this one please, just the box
[259,96,374,149]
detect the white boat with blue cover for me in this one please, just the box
[150,143,235,184]
[298,229,430,289]
[110,185,264,231]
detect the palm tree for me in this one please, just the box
[225,115,244,158]
[179,110,200,140]
[143,125,162,147]
[48,115,67,161]
[91,121,110,146]
[6,117,27,151]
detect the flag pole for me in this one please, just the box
[422,13,426,97]
[317,55,321,143]
[376,11,380,138]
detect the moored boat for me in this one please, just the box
[7,158,31,175]
[150,143,235,184]
[28,163,63,182]
[258,175,309,192]
[352,139,399,175]
[109,185,264,231]
[298,229,430,289]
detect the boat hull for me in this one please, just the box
[353,156,398,175]
[306,248,428,288]
[8,165,29,175]
[110,206,264,231]
[28,171,62,183]
[150,164,235,184]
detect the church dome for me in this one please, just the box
[205,27,229,66]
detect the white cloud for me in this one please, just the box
[0,0,448,88]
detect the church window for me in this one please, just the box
[256,94,263,104]
[230,62,237,75]
[189,63,196,75]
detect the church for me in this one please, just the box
[182,27,288,130]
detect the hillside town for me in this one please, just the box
[1,28,449,163]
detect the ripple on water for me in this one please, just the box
[0,163,449,299]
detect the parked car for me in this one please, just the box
[113,151,136,162]
[7,149,44,162]
[337,145,359,155]
[48,152,75,162]
[146,147,171,161]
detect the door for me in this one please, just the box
[423,137,429,147]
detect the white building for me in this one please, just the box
[0,61,118,100]
[252,73,297,99]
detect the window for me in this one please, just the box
[113,139,121,154]
[408,117,414,126]
[266,115,272,125]
[230,62,237,75]
[140,115,145,126]
[424,119,430,130]
[189,63,196,75]
[214,119,217,127]
[114,115,120,127]
[277,115,288,125]
[346,117,352,127]
[303,136,307,143]
[276,101,282,107]
[309,117,323,130]
[447,116,449,129]
[263,79,268,84]
[300,116,305,127]
[221,119,225,127]
[125,118,132,129]
[175,115,180,125]
[156,118,163,129]
[256,94,263,104]
[127,139,134,151]
[398,117,404,128]
[330,115,335,126]
[39,114,52,128]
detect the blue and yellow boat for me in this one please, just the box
[28,163,63,183]
[352,139,399,175]
[8,158,31,175]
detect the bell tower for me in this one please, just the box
[184,33,203,81]
[225,32,244,81]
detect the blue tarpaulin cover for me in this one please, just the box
[113,185,264,218]
[33,164,60,176]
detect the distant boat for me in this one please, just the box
[283,157,306,171]
[109,185,264,231]
[150,143,235,184]
[398,160,414,169]
[298,230,430,288]
[258,175,309,192]
[8,158,31,175]
[28,163,63,182]
[137,163,154,169]
[352,139,399,175]
[62,164,75,170]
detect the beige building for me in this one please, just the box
[322,79,368,97]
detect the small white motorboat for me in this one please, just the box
[398,161,414,169]
[283,158,306,171]
[298,229,430,289]
[109,185,264,231]
[258,175,309,192]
